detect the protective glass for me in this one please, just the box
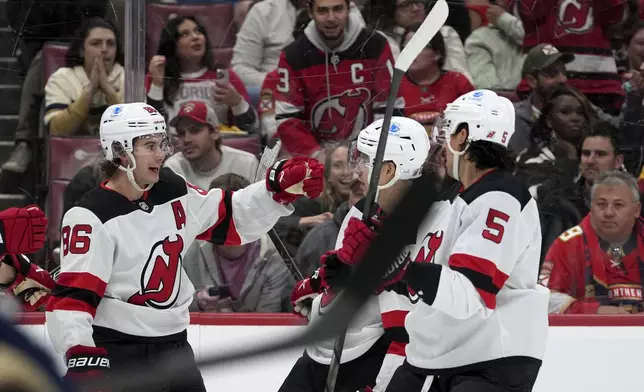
[134,132,174,158]
[348,141,371,171]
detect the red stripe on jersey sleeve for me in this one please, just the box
[381,310,408,329]
[197,191,242,245]
[386,341,407,357]
[47,296,97,318]
[56,272,107,296]
[449,253,510,309]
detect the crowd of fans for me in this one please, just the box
[2,0,644,316]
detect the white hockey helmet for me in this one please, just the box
[350,116,430,189]
[100,102,171,191]
[435,90,515,180]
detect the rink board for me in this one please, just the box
[16,313,644,392]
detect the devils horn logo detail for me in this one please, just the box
[556,0,593,36]
[415,231,444,263]
[128,235,185,309]
[311,88,371,139]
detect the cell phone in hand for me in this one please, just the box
[216,68,229,82]
[209,285,232,298]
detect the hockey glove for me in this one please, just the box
[2,254,56,311]
[266,157,324,204]
[0,205,47,256]
[374,247,413,295]
[64,345,110,381]
[291,268,325,318]
[356,387,373,392]
[337,214,383,266]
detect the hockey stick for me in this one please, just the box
[254,140,305,281]
[324,2,450,391]
[80,163,441,392]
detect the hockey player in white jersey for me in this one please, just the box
[282,117,434,392]
[45,102,324,392]
[376,90,549,392]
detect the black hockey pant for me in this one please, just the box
[385,361,541,392]
[93,326,206,392]
[278,334,390,392]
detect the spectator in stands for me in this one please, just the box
[164,101,259,189]
[43,18,124,137]
[1,2,110,177]
[231,0,364,88]
[510,44,574,154]
[363,0,472,80]
[296,177,364,276]
[63,155,106,218]
[274,142,352,259]
[463,0,524,90]
[399,24,474,135]
[514,0,626,115]
[539,170,643,315]
[146,16,258,136]
[186,173,294,313]
[515,84,594,199]
[233,0,256,30]
[274,0,395,157]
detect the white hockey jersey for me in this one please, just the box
[403,170,549,373]
[46,168,293,356]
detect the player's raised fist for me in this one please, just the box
[266,157,324,204]
[0,205,47,256]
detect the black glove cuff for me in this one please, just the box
[266,159,287,193]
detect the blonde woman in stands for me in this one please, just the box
[44,18,124,137]
[146,16,258,135]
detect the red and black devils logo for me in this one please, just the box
[415,230,444,263]
[311,88,371,139]
[129,235,185,309]
[556,0,594,36]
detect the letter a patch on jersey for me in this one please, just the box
[128,235,185,309]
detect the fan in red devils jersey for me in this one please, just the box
[540,170,644,315]
[274,0,399,158]
[398,23,474,137]
[45,102,324,392]
[363,90,548,392]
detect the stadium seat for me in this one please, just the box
[146,2,236,62]
[41,42,70,88]
[46,180,69,245]
[222,135,261,156]
[47,137,102,182]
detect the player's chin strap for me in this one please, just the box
[118,151,153,192]
[367,165,400,204]
[446,140,468,181]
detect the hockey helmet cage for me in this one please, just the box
[353,116,430,181]
[436,89,515,149]
[100,103,169,161]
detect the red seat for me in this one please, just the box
[42,42,70,87]
[47,137,102,182]
[222,135,261,156]
[146,3,235,62]
[46,180,69,245]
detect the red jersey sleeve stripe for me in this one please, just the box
[47,296,97,318]
[56,272,107,296]
[381,310,408,329]
[449,253,509,292]
[197,190,242,246]
[386,341,407,357]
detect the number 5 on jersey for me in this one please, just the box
[482,209,509,244]
[61,225,92,256]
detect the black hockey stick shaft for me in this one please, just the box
[268,228,305,281]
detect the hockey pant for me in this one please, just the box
[93,326,206,392]
[278,334,390,392]
[384,360,541,392]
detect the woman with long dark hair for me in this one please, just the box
[43,17,124,136]
[145,16,258,135]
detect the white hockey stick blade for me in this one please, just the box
[394,0,449,73]
[254,139,282,183]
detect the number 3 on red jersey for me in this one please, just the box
[61,225,92,256]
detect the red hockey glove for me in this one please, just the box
[3,254,56,311]
[266,157,324,204]
[356,387,373,392]
[337,215,383,266]
[320,251,353,293]
[0,205,47,256]
[64,345,110,384]
[373,248,412,295]
[291,268,325,318]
